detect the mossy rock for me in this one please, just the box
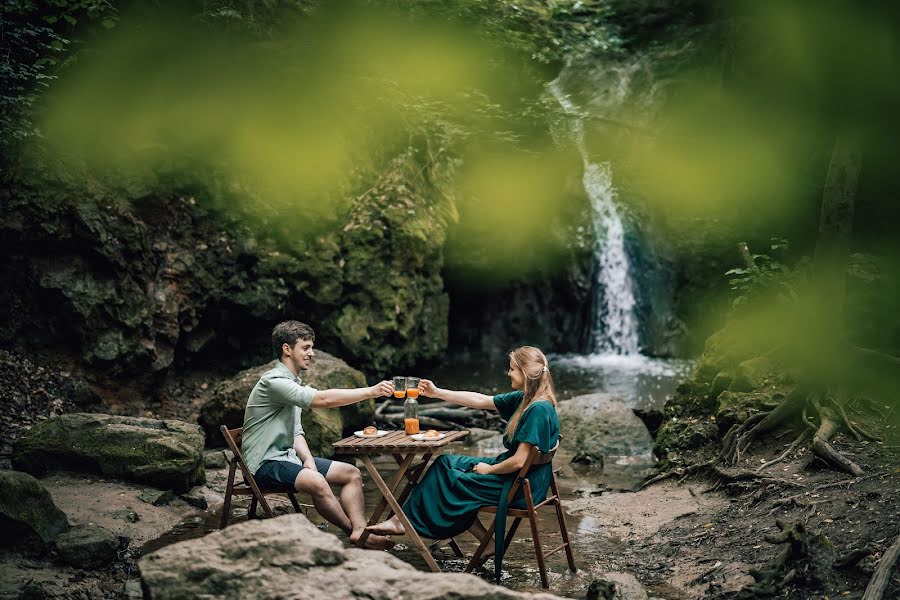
[729,356,777,392]
[653,416,719,459]
[198,351,372,457]
[56,523,120,569]
[0,470,69,550]
[12,414,205,492]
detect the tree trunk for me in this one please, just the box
[813,133,862,324]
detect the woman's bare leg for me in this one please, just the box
[468,518,495,558]
[365,514,406,536]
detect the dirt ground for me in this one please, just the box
[2,359,899,599]
[570,414,900,599]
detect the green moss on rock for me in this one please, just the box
[0,470,69,550]
[12,414,205,492]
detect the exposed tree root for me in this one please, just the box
[862,533,900,600]
[810,407,864,476]
[738,520,835,597]
[756,429,811,472]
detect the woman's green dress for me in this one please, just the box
[403,391,560,581]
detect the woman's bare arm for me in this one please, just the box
[419,379,497,411]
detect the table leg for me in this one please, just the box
[361,455,441,572]
[356,452,415,548]
[383,452,432,521]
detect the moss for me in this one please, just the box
[0,470,69,548]
[12,414,205,492]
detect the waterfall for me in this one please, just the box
[550,80,640,355]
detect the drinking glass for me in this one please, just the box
[392,376,407,400]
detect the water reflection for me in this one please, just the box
[427,352,692,410]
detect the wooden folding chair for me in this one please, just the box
[219,425,306,529]
[464,439,576,588]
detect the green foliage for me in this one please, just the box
[725,238,797,308]
[0,0,118,151]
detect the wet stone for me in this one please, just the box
[55,524,120,569]
[179,490,208,510]
[139,489,175,506]
[111,509,140,523]
[203,450,227,470]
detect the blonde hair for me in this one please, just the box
[504,346,557,441]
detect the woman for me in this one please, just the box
[366,345,560,581]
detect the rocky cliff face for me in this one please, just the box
[0,148,452,387]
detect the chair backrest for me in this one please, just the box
[220,425,256,484]
[504,436,561,504]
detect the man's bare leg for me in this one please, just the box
[324,462,394,549]
[295,468,393,550]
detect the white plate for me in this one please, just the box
[409,432,447,441]
[354,430,390,438]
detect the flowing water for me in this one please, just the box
[549,78,640,356]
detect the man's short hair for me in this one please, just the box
[272,320,315,358]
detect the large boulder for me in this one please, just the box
[198,352,374,457]
[0,470,69,549]
[12,413,205,492]
[557,394,654,464]
[55,523,120,569]
[139,513,563,600]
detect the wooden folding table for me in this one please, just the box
[332,429,469,571]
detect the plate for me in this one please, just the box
[354,429,390,438]
[409,432,447,441]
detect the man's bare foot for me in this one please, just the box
[364,516,406,536]
[349,531,395,550]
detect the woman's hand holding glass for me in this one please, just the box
[418,378,439,398]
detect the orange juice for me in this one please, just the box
[404,418,420,435]
[406,387,420,399]
[393,390,406,399]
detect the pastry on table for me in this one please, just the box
[422,429,441,439]
[362,425,378,435]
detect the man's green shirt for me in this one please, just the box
[241,361,318,475]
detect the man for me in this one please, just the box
[241,320,394,549]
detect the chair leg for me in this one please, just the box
[448,538,465,558]
[525,480,549,588]
[249,496,258,520]
[220,462,236,529]
[504,517,522,550]
[287,493,302,513]
[551,474,577,573]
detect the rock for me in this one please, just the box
[139,513,563,600]
[203,450,227,470]
[729,356,776,392]
[139,489,175,506]
[0,470,69,549]
[198,352,373,457]
[179,489,208,510]
[111,509,140,523]
[55,523,120,569]
[631,407,664,437]
[124,580,143,599]
[653,416,719,460]
[709,370,733,398]
[557,394,654,464]
[587,572,649,600]
[12,413,205,492]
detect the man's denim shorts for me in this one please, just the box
[254,457,332,492]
